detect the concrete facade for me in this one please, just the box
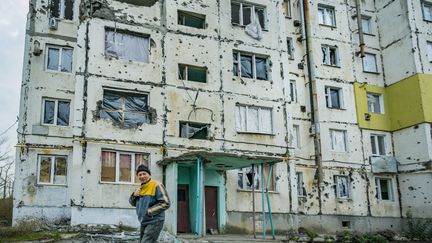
[14,0,432,236]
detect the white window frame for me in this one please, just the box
[422,1,432,21]
[361,15,372,34]
[362,53,378,73]
[292,125,300,149]
[322,45,339,66]
[370,134,386,156]
[284,0,292,18]
[100,150,150,184]
[367,92,384,114]
[42,98,70,126]
[37,155,68,185]
[335,175,350,199]
[231,1,267,29]
[236,104,273,134]
[233,51,269,80]
[318,5,336,27]
[330,129,348,152]
[375,177,394,201]
[325,86,343,109]
[427,41,432,62]
[50,0,73,20]
[289,80,297,103]
[287,38,294,60]
[296,172,305,197]
[45,45,73,73]
[237,165,275,191]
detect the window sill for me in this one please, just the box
[363,70,380,74]
[323,64,341,68]
[423,19,432,23]
[45,69,74,75]
[41,123,70,127]
[37,183,67,187]
[331,151,348,154]
[363,32,375,37]
[231,23,268,32]
[105,56,150,65]
[336,198,351,202]
[99,181,138,185]
[237,131,275,136]
[237,189,278,194]
[233,76,271,82]
[368,111,385,115]
[319,24,337,28]
[326,107,345,110]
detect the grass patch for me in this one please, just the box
[119,224,137,232]
[0,231,61,242]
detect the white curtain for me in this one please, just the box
[106,31,149,63]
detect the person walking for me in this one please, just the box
[129,164,170,243]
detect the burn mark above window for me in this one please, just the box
[180,122,210,140]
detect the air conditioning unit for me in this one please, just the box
[48,18,58,30]
[370,156,398,173]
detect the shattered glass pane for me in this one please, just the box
[180,122,209,139]
[231,3,240,24]
[337,176,348,198]
[50,0,60,18]
[103,91,123,110]
[119,154,132,182]
[64,0,74,20]
[125,96,147,112]
[187,66,206,83]
[101,151,116,182]
[100,111,122,122]
[61,48,73,72]
[322,46,327,64]
[47,48,59,71]
[237,173,243,188]
[44,100,55,124]
[242,6,252,25]
[255,57,267,80]
[54,157,67,184]
[39,156,52,183]
[240,55,252,78]
[255,8,265,28]
[57,101,70,126]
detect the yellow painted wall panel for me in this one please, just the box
[419,74,432,122]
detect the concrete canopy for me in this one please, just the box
[157,151,287,170]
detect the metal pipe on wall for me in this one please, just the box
[356,0,366,57]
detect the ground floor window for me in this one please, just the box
[101,150,149,183]
[38,155,67,185]
[375,177,394,201]
[237,164,275,191]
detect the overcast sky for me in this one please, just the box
[0,0,28,157]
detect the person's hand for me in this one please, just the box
[133,187,141,197]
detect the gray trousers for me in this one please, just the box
[140,221,164,243]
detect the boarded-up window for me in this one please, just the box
[50,0,74,20]
[105,30,150,63]
[101,150,149,183]
[330,129,347,152]
[237,164,275,191]
[236,104,272,134]
[38,155,67,185]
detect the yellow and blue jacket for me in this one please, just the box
[129,179,170,225]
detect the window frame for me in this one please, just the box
[362,53,378,73]
[287,38,294,60]
[370,134,386,156]
[233,51,270,81]
[318,4,336,27]
[292,124,300,149]
[177,10,206,29]
[367,92,384,114]
[50,0,74,20]
[361,15,373,35]
[284,0,292,18]
[178,63,207,83]
[235,104,273,134]
[296,172,305,197]
[45,45,73,73]
[330,129,348,152]
[100,150,150,184]
[375,177,394,201]
[289,80,297,103]
[231,1,267,30]
[325,86,343,109]
[41,98,71,126]
[321,45,339,67]
[37,155,68,186]
[179,121,210,140]
[237,165,275,192]
[427,41,432,62]
[422,1,432,22]
[335,175,350,199]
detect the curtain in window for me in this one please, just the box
[105,31,149,63]
[332,130,346,152]
[119,154,132,182]
[101,151,116,182]
[44,100,55,124]
[240,55,253,78]
[259,108,272,133]
[54,157,67,184]
[47,48,59,71]
[39,157,52,183]
[255,57,267,80]
[57,101,70,125]
[236,106,247,131]
[330,89,340,108]
[247,107,259,132]
[61,48,73,72]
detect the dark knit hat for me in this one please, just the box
[136,164,151,175]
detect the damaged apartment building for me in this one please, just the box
[13,0,432,237]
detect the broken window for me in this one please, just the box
[289,80,297,103]
[100,90,150,128]
[318,5,336,26]
[362,53,378,73]
[422,1,432,21]
[237,164,275,191]
[367,92,383,113]
[370,134,386,155]
[233,51,269,80]
[283,0,292,18]
[38,155,67,185]
[42,98,70,126]
[292,125,300,149]
[179,122,210,139]
[325,86,343,109]
[375,177,393,201]
[330,129,347,152]
[361,16,372,34]
[231,1,266,29]
[47,46,73,72]
[236,104,272,134]
[178,64,207,83]
[287,38,294,60]
[296,172,305,196]
[427,41,432,62]
[321,45,339,66]
[50,0,74,20]
[105,30,150,63]
[178,10,206,29]
[335,175,349,199]
[101,150,149,183]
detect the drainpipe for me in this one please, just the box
[301,0,324,213]
[355,0,365,57]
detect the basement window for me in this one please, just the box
[231,1,266,29]
[375,177,394,201]
[318,4,336,27]
[100,90,151,128]
[237,164,274,191]
[178,10,206,29]
[325,86,343,109]
[101,150,149,184]
[50,0,74,20]
[362,53,378,73]
[296,172,305,196]
[46,46,73,72]
[335,175,350,199]
[236,104,273,134]
[38,155,67,185]
[422,1,432,21]
[179,122,210,139]
[322,45,339,66]
[330,129,347,152]
[370,134,386,156]
[42,98,70,126]
[105,30,150,63]
[367,92,384,114]
[233,51,269,80]
[178,64,207,83]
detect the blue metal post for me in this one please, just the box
[195,157,203,236]
[265,164,275,239]
[261,163,266,239]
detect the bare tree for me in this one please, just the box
[0,137,14,199]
